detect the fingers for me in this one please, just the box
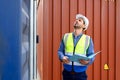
[62,56,70,64]
[63,59,69,63]
[79,59,90,65]
[62,56,90,64]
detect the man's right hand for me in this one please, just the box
[62,56,70,64]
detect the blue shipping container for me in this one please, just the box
[0,0,30,80]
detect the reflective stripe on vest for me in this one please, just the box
[63,33,90,66]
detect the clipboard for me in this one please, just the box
[69,51,101,62]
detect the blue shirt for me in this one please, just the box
[58,33,95,72]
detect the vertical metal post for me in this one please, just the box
[33,0,37,79]
[30,0,34,80]
[30,0,37,80]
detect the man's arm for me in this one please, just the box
[58,39,70,63]
[80,38,95,65]
[86,38,95,64]
[58,40,65,61]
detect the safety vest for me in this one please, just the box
[63,33,90,66]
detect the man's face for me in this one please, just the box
[73,18,85,29]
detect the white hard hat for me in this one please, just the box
[76,14,89,31]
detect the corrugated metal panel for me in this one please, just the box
[116,0,120,79]
[94,0,101,80]
[108,1,115,80]
[37,0,120,80]
[101,0,108,80]
[53,0,61,80]
[37,0,43,80]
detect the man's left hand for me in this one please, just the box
[79,59,90,65]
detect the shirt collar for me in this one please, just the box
[72,32,83,38]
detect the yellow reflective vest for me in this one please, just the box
[63,33,90,57]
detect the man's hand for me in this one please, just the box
[79,59,90,65]
[62,56,70,64]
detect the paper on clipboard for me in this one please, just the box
[88,51,101,58]
[69,51,101,62]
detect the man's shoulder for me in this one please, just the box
[83,34,91,40]
[63,32,72,37]
[64,32,72,35]
[62,32,72,41]
[83,34,90,37]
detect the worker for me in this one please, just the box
[58,14,95,80]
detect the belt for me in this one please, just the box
[63,69,85,75]
[63,69,77,74]
[70,71,76,74]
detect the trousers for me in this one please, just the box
[62,69,87,80]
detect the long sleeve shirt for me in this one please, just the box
[58,33,95,72]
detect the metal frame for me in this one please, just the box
[30,0,37,80]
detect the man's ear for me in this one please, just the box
[82,24,86,31]
[82,24,85,28]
